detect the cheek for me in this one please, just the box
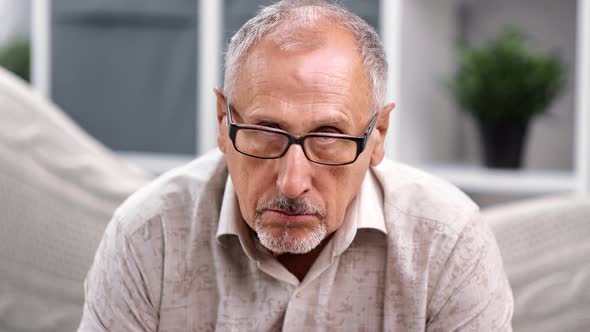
[227,154,275,226]
[317,165,367,232]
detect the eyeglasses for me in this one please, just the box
[226,100,378,166]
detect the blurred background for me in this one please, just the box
[1,1,589,331]
[1,0,588,208]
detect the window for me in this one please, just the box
[50,0,198,155]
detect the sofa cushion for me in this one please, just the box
[483,195,590,332]
[0,68,151,331]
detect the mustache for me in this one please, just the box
[256,195,326,218]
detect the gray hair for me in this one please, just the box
[223,0,388,114]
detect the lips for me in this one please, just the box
[269,209,303,216]
[265,209,318,223]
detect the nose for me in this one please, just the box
[275,144,312,199]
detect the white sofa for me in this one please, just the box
[484,195,590,332]
[0,68,151,331]
[1,67,589,331]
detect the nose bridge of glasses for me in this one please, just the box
[283,139,308,160]
[289,134,306,146]
[276,150,312,198]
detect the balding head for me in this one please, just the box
[223,0,387,114]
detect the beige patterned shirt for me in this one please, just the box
[79,150,513,331]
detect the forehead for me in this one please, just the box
[232,25,372,123]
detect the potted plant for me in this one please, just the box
[0,37,30,82]
[448,28,564,168]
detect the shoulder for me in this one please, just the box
[372,158,479,235]
[83,150,229,319]
[371,159,513,324]
[113,149,228,237]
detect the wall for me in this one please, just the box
[397,0,461,165]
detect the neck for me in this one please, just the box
[275,233,333,282]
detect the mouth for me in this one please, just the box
[264,209,319,223]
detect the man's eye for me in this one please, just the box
[258,122,279,129]
[315,136,337,143]
[315,127,340,134]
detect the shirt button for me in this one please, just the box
[295,292,302,298]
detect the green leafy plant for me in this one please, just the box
[0,37,31,82]
[448,28,564,124]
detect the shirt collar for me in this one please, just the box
[357,168,386,233]
[215,177,262,262]
[328,169,386,258]
[216,169,386,258]
[216,176,244,239]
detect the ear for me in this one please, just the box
[214,87,228,153]
[370,102,395,166]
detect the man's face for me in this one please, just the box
[216,25,392,254]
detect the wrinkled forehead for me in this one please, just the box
[231,24,372,117]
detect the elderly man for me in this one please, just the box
[79,0,513,331]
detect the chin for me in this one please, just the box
[255,218,327,254]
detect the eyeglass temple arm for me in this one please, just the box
[363,112,379,145]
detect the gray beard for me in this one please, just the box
[254,194,327,254]
[255,216,327,254]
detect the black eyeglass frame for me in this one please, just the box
[225,100,379,166]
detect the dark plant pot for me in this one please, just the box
[477,120,530,169]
